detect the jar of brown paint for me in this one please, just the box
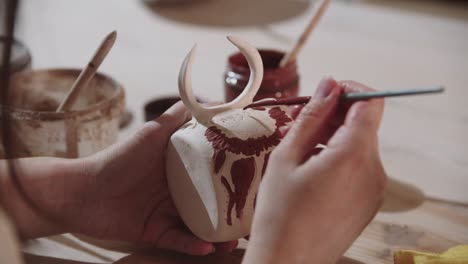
[224,49,299,102]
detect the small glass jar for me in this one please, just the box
[224,49,299,102]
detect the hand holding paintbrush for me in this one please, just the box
[245,86,445,109]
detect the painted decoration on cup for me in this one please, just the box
[166,36,292,242]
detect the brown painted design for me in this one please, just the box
[221,157,256,226]
[204,107,291,157]
[204,107,292,225]
[205,126,281,157]
[269,107,292,128]
[213,149,226,174]
[244,96,311,109]
[261,152,271,177]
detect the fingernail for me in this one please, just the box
[349,102,368,123]
[316,76,336,99]
[278,125,290,138]
[289,105,303,120]
[339,82,354,94]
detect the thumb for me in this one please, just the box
[276,77,341,164]
[326,99,383,154]
[151,100,191,140]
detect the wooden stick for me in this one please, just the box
[56,31,117,112]
[279,0,331,67]
[244,86,445,109]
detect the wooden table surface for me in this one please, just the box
[10,0,468,263]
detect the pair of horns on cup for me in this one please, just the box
[179,36,263,123]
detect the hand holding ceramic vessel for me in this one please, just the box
[60,102,238,255]
[243,78,387,264]
[0,99,238,255]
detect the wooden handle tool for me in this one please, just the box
[279,0,331,67]
[56,31,117,112]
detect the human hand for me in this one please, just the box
[66,101,237,255]
[243,77,386,264]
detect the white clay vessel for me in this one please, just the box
[166,36,292,242]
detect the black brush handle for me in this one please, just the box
[342,86,445,100]
[244,86,445,109]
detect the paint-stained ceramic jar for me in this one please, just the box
[0,69,124,158]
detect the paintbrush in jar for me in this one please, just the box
[244,86,445,109]
[56,30,117,112]
[279,0,331,67]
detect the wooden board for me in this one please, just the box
[21,176,468,263]
[22,218,465,264]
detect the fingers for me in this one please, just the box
[339,80,374,93]
[214,240,239,254]
[312,81,384,146]
[155,227,215,256]
[337,80,384,134]
[154,227,238,255]
[289,105,304,120]
[151,100,191,139]
[275,77,341,164]
[322,95,384,160]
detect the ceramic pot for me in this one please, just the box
[0,69,125,159]
[166,37,293,242]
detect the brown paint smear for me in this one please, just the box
[222,157,256,226]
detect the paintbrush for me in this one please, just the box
[56,31,117,112]
[244,86,445,109]
[279,0,331,67]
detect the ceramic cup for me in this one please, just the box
[166,37,293,242]
[0,69,125,159]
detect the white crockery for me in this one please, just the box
[166,36,292,242]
